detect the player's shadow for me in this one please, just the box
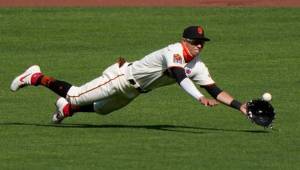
[0,122,270,134]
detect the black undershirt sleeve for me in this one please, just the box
[203,84,242,110]
[169,67,187,84]
[202,84,223,99]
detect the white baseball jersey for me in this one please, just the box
[66,42,215,114]
[130,42,215,90]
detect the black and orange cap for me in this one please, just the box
[182,26,210,41]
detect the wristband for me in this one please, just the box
[230,99,242,110]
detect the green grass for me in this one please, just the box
[0,7,300,170]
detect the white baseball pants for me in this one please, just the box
[66,63,140,114]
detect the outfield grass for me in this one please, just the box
[0,8,299,170]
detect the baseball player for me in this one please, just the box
[10,26,247,123]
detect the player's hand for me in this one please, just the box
[199,97,219,107]
[239,103,248,116]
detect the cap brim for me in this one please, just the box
[183,36,210,41]
[201,37,210,41]
[190,37,210,41]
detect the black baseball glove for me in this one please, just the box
[246,99,275,128]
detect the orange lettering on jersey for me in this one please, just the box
[173,54,183,64]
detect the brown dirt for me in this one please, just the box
[1,0,300,7]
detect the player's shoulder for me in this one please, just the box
[187,56,209,70]
[163,42,184,60]
[161,42,186,67]
[166,42,183,53]
[195,56,206,65]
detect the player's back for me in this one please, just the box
[130,43,182,90]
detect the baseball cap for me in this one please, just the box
[182,26,210,41]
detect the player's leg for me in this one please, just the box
[52,79,139,123]
[36,75,72,98]
[52,93,137,123]
[12,63,138,124]
[10,65,43,91]
[51,78,129,123]
[50,63,123,123]
[93,93,136,115]
[10,65,72,98]
[52,97,95,124]
[52,63,139,123]
[53,90,138,123]
[66,63,126,106]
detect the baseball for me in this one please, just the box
[262,92,272,101]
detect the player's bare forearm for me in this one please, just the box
[216,91,233,105]
[216,91,247,115]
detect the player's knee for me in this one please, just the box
[66,86,81,105]
[93,101,112,115]
[93,98,132,115]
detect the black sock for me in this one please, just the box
[71,104,94,113]
[38,75,72,98]
[49,80,72,98]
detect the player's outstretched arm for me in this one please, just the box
[169,67,218,107]
[216,91,247,115]
[202,84,247,115]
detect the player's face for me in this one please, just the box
[185,39,205,56]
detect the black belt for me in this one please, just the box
[128,79,150,93]
[127,63,150,93]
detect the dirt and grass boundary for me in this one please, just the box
[0,0,299,7]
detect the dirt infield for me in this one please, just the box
[1,0,300,7]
